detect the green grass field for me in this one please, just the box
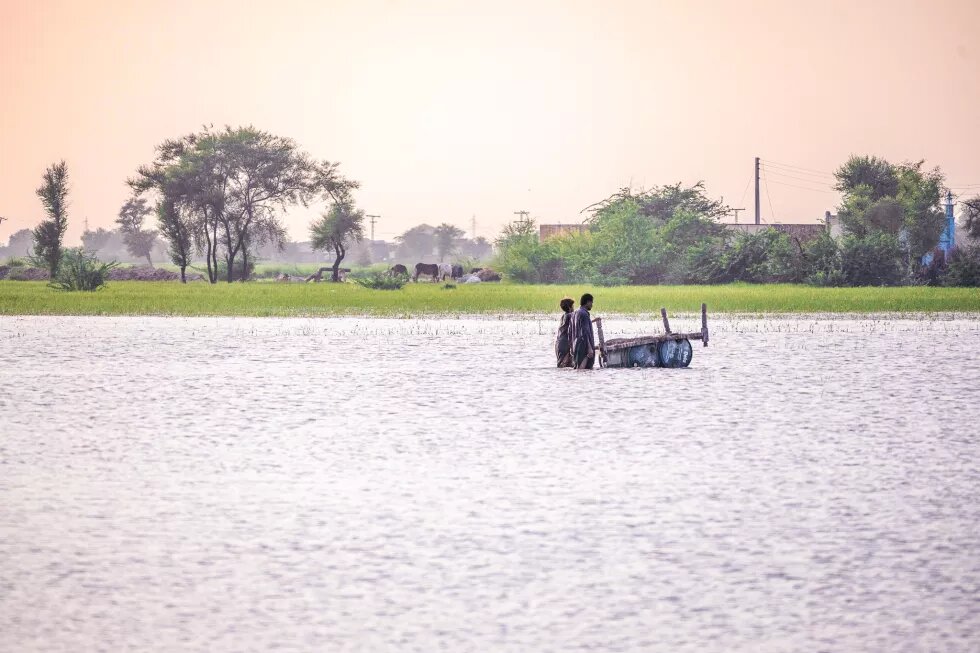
[1,280,978,317]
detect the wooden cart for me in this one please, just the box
[596,304,709,368]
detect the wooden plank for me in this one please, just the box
[701,302,709,347]
[604,331,703,351]
[661,307,672,334]
[594,317,607,367]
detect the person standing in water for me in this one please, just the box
[570,293,597,369]
[555,297,574,367]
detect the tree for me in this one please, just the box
[81,228,112,253]
[156,198,193,283]
[963,195,980,241]
[460,236,493,260]
[310,201,365,281]
[585,182,729,225]
[129,126,357,283]
[396,224,436,259]
[116,197,159,266]
[833,156,945,259]
[833,155,899,201]
[32,161,70,277]
[434,223,465,261]
[6,229,35,256]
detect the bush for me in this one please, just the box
[352,270,408,290]
[942,246,980,287]
[719,229,803,283]
[838,233,905,286]
[50,248,117,291]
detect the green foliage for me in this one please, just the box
[396,224,435,259]
[116,196,158,266]
[130,125,357,283]
[310,200,365,281]
[586,182,729,225]
[719,229,803,284]
[803,232,845,286]
[434,223,465,261]
[81,227,113,253]
[942,246,980,287]
[838,233,906,286]
[834,155,945,258]
[963,196,980,240]
[352,270,408,290]
[156,199,193,282]
[49,248,117,292]
[32,160,70,278]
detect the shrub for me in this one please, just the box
[719,229,803,283]
[49,248,117,291]
[352,270,407,290]
[942,246,980,287]
[838,233,905,286]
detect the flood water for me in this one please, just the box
[1,314,979,652]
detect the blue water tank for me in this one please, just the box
[658,339,693,368]
[627,345,658,367]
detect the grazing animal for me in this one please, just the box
[451,264,463,279]
[438,263,453,280]
[414,262,440,282]
[389,264,408,277]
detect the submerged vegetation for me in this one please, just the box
[0,280,976,316]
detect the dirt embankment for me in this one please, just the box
[0,265,203,282]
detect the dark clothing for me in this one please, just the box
[570,306,595,369]
[573,346,594,369]
[555,311,572,367]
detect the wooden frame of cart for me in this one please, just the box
[597,304,709,369]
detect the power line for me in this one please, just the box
[762,166,837,188]
[766,179,837,194]
[760,159,835,178]
[762,166,776,223]
[737,175,752,208]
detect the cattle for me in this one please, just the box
[451,264,464,279]
[413,262,440,282]
[389,264,408,277]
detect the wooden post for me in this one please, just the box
[660,307,671,334]
[701,303,709,347]
[594,317,607,367]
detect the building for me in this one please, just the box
[539,223,589,241]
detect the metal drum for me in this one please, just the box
[627,344,658,367]
[657,339,693,368]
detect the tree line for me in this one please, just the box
[493,156,980,287]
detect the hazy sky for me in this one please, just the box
[2,0,979,245]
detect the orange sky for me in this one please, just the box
[2,0,979,245]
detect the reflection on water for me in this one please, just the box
[1,315,979,652]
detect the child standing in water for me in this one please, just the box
[555,297,574,367]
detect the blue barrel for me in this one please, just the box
[657,339,693,368]
[627,344,658,367]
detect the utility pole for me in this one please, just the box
[514,210,529,221]
[731,208,745,223]
[471,215,477,239]
[754,157,761,225]
[366,214,380,242]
